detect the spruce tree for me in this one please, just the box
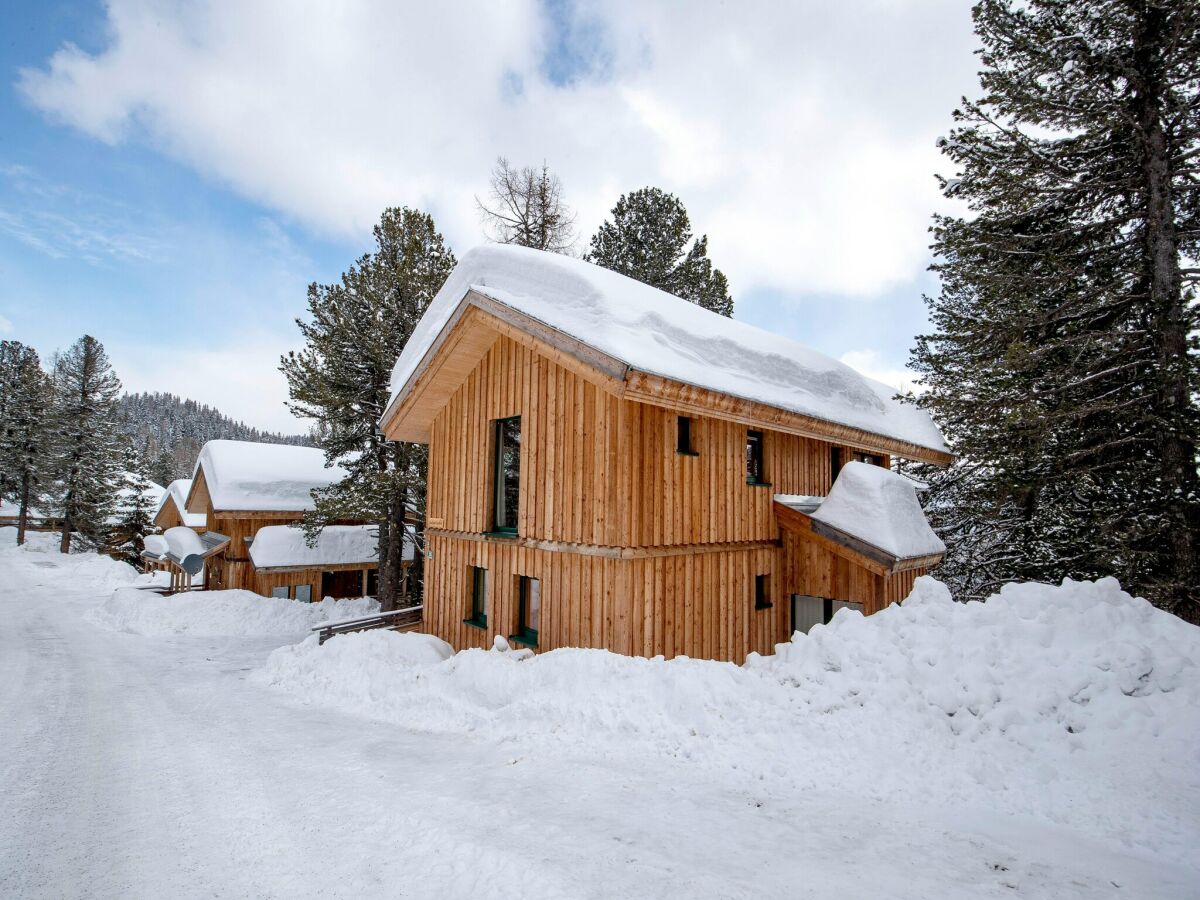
[586,187,734,317]
[49,336,124,553]
[281,207,457,610]
[110,445,158,565]
[910,0,1200,619]
[0,341,53,545]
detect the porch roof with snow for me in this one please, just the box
[184,440,347,515]
[247,524,394,573]
[774,462,945,574]
[381,245,950,465]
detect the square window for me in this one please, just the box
[294,584,312,603]
[270,586,289,599]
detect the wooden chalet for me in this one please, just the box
[153,479,206,532]
[381,245,951,664]
[181,440,384,601]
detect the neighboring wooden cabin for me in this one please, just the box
[182,440,382,601]
[381,245,951,664]
[154,479,207,532]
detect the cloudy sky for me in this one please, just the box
[0,0,980,433]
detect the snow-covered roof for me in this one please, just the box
[142,534,169,559]
[248,524,389,570]
[386,244,946,456]
[802,462,945,560]
[190,440,345,513]
[156,479,207,529]
[163,525,206,560]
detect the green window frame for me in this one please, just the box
[510,575,540,647]
[754,574,772,610]
[676,415,698,456]
[464,565,488,629]
[746,429,769,486]
[491,416,521,535]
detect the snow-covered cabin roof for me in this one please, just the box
[248,524,393,570]
[155,479,207,529]
[141,534,169,559]
[384,244,947,459]
[187,440,345,513]
[776,462,945,561]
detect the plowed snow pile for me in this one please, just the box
[256,576,1200,863]
[93,587,380,637]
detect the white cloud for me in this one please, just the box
[17,0,979,299]
[839,349,923,396]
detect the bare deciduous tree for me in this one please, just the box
[476,157,577,254]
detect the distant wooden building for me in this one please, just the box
[181,440,385,601]
[153,479,207,533]
[381,246,950,664]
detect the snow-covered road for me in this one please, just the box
[1,533,1196,899]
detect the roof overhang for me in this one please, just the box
[382,289,952,466]
[774,501,944,576]
[250,560,382,574]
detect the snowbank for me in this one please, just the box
[193,440,346,512]
[256,576,1200,862]
[386,244,946,455]
[93,588,380,637]
[249,524,381,569]
[0,528,145,589]
[810,461,946,558]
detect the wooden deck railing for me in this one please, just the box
[312,605,424,645]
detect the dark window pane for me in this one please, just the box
[493,417,521,532]
[471,566,489,622]
[677,416,693,454]
[746,430,764,483]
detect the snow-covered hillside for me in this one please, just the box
[2,526,1197,899]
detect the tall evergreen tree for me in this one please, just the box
[110,445,158,565]
[476,157,577,253]
[586,187,733,316]
[49,336,124,553]
[0,341,53,545]
[910,0,1200,620]
[282,207,457,610]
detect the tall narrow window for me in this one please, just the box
[513,575,540,647]
[754,574,771,610]
[831,447,843,481]
[465,566,489,628]
[676,416,698,455]
[746,429,767,485]
[492,416,521,534]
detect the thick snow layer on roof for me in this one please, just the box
[163,526,206,560]
[248,524,385,569]
[194,440,345,512]
[387,245,946,454]
[157,479,207,528]
[811,462,945,559]
[142,534,169,558]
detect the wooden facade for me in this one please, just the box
[390,307,947,664]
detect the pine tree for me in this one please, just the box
[910,0,1200,619]
[0,341,54,545]
[281,207,457,611]
[585,187,733,317]
[49,336,124,554]
[110,445,158,565]
[476,157,577,253]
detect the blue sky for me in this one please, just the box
[0,1,978,432]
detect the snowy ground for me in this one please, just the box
[1,527,1197,899]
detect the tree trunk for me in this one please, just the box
[1133,3,1198,619]
[59,503,72,554]
[16,471,30,547]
